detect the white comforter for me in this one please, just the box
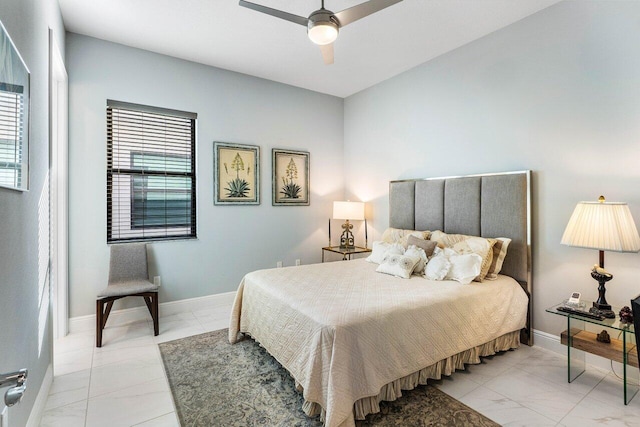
[229,259,527,427]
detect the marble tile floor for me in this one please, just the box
[41,303,640,426]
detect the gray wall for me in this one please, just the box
[67,34,344,317]
[344,1,640,336]
[0,0,65,425]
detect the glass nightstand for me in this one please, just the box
[322,246,371,262]
[546,300,639,404]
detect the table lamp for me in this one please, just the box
[561,196,640,318]
[333,201,365,250]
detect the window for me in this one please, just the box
[0,83,25,189]
[107,100,196,242]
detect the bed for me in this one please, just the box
[229,171,532,427]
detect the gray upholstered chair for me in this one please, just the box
[96,243,159,347]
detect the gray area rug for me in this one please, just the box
[159,329,499,427]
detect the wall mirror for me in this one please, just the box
[0,18,30,191]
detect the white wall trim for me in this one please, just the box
[532,328,563,354]
[69,291,236,333]
[49,29,69,340]
[26,363,52,427]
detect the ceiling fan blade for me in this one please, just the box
[319,43,334,65]
[333,0,402,27]
[239,0,308,26]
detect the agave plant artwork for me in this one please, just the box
[225,152,251,198]
[280,157,301,199]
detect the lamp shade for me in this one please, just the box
[561,199,640,252]
[333,201,365,221]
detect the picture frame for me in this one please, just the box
[272,149,309,206]
[0,18,30,191]
[214,142,260,205]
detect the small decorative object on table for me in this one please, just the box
[596,330,611,343]
[619,306,634,324]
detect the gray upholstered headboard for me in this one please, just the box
[389,170,532,345]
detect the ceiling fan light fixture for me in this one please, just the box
[307,11,338,45]
[308,22,338,45]
[239,0,405,63]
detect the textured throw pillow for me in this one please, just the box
[366,241,405,264]
[405,245,428,275]
[406,235,437,257]
[424,250,451,281]
[444,249,483,285]
[430,231,496,282]
[380,228,432,248]
[376,253,421,279]
[485,237,512,280]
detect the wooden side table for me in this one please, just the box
[322,246,371,262]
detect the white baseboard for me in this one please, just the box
[26,363,52,427]
[533,328,622,373]
[532,328,564,354]
[69,291,237,333]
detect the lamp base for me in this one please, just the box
[339,220,355,250]
[591,268,614,318]
[591,303,615,318]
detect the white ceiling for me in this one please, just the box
[58,0,560,98]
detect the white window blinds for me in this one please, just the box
[107,100,197,243]
[0,83,25,189]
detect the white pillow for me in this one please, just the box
[405,245,428,275]
[424,251,451,280]
[424,247,482,284]
[366,241,405,264]
[376,253,421,279]
[380,228,431,248]
[445,251,483,285]
[485,237,512,280]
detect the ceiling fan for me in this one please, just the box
[239,0,403,64]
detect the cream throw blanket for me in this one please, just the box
[229,259,527,427]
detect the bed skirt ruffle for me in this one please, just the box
[297,330,521,423]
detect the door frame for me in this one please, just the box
[49,29,68,340]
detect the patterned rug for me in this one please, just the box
[159,329,499,427]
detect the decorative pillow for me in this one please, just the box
[424,251,451,281]
[376,253,421,279]
[485,237,512,280]
[430,230,496,282]
[406,235,437,257]
[405,245,428,275]
[445,250,483,285]
[381,228,432,248]
[366,241,405,264]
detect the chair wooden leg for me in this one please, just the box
[152,293,159,336]
[143,296,153,316]
[143,294,158,335]
[98,293,158,347]
[103,301,114,329]
[96,299,104,348]
[97,299,117,347]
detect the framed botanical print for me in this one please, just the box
[214,142,260,205]
[272,149,309,206]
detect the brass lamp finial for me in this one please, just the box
[598,195,605,203]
